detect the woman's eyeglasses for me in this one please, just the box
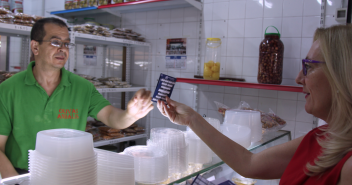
[302,59,325,76]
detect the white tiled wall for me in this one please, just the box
[120,0,346,141]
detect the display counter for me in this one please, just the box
[1,130,291,185]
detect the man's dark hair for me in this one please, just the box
[30,17,68,44]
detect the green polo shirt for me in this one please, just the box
[0,61,110,170]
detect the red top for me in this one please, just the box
[280,126,352,184]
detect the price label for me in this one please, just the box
[123,39,132,44]
[92,36,105,41]
[14,25,28,31]
[108,140,117,144]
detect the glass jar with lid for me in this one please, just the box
[257,26,284,84]
[203,38,222,80]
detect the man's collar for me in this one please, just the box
[24,61,71,87]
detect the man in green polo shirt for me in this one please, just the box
[0,18,153,178]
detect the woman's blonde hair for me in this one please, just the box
[306,24,352,176]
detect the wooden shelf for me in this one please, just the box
[176,78,303,92]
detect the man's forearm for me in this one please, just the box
[107,107,138,129]
[0,150,18,179]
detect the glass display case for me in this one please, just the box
[168,130,291,185]
[1,130,290,185]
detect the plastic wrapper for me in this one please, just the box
[215,101,287,134]
[128,123,138,128]
[95,85,109,89]
[0,18,13,24]
[33,15,44,22]
[99,126,121,133]
[91,120,105,127]
[124,132,136,136]
[0,13,12,18]
[14,13,33,20]
[101,133,124,140]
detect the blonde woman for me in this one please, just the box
[157,24,352,185]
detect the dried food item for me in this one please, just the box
[123,84,132,88]
[85,123,94,131]
[33,15,44,22]
[92,120,105,127]
[134,126,145,131]
[101,134,124,140]
[0,18,13,24]
[98,77,120,81]
[136,131,145,135]
[0,7,10,13]
[99,126,121,133]
[89,80,103,86]
[261,113,277,129]
[124,132,136,136]
[123,128,137,133]
[257,26,284,84]
[100,131,124,138]
[95,85,109,89]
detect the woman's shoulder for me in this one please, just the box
[339,152,352,185]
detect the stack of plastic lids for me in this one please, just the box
[185,128,212,165]
[94,149,134,185]
[29,129,97,185]
[123,145,168,184]
[149,128,188,175]
[224,109,262,143]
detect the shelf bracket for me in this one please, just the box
[184,0,202,10]
[101,8,121,17]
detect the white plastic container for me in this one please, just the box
[124,145,168,184]
[221,124,252,148]
[224,110,262,143]
[35,129,94,160]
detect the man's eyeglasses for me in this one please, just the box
[302,59,325,76]
[36,39,75,49]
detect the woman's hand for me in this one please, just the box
[157,97,198,127]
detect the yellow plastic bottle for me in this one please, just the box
[204,38,222,80]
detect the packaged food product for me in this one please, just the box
[65,0,73,9]
[257,26,284,84]
[10,0,23,13]
[204,38,221,80]
[91,120,105,127]
[111,0,123,4]
[89,0,97,6]
[73,0,80,9]
[100,131,124,137]
[152,73,176,103]
[0,7,10,14]
[98,0,109,5]
[99,126,121,133]
[80,0,88,8]
[0,0,10,10]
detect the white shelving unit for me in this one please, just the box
[97,86,148,93]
